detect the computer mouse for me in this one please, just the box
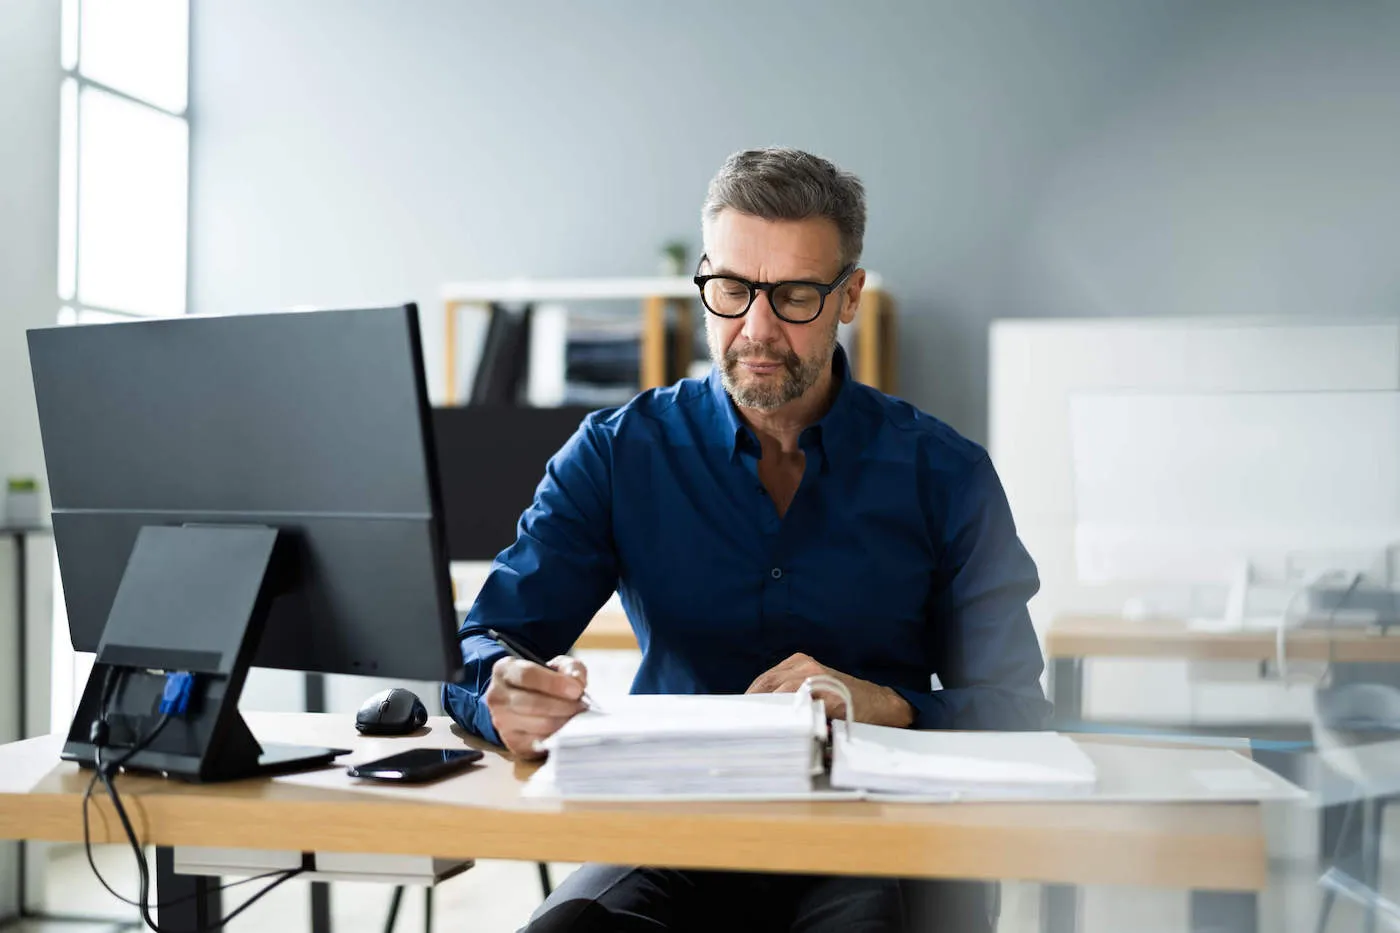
[355,687,429,736]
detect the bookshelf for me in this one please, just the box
[439,274,893,405]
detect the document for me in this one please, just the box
[519,687,1303,804]
[539,693,824,798]
[830,723,1097,798]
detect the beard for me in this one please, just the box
[710,318,839,413]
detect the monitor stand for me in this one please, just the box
[61,524,349,782]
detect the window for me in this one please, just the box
[41,4,193,918]
[42,3,193,918]
[52,0,191,725]
[58,0,190,325]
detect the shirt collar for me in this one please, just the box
[705,343,859,472]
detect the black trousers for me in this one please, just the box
[522,864,998,933]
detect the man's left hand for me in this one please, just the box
[745,653,915,728]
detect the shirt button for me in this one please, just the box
[770,567,783,579]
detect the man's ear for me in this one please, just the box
[838,269,866,326]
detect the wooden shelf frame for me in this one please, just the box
[440,274,894,405]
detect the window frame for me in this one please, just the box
[59,0,192,324]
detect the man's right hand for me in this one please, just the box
[484,655,590,761]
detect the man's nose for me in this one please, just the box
[740,290,784,343]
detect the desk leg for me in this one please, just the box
[1190,891,1258,933]
[12,533,27,916]
[305,672,333,933]
[15,532,28,742]
[1040,883,1078,933]
[156,847,221,930]
[312,878,332,933]
[1041,658,1084,933]
[1049,657,1083,725]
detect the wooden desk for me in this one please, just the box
[1048,614,1400,664]
[0,713,1269,933]
[0,712,1266,892]
[1045,614,1400,721]
[574,608,639,651]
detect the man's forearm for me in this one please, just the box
[870,685,916,728]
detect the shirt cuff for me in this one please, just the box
[891,685,1053,731]
[890,686,952,730]
[441,680,503,746]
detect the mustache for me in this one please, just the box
[725,345,797,366]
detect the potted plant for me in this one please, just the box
[659,240,689,277]
[5,476,40,527]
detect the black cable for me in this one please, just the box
[83,667,306,932]
[83,666,168,908]
[1323,572,1366,684]
[1329,573,1365,629]
[81,775,293,910]
[99,761,303,933]
[83,715,169,908]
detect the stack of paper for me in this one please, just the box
[830,724,1098,800]
[542,694,823,798]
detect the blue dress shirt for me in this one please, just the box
[443,346,1050,744]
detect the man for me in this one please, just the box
[443,147,1050,932]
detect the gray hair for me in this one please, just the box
[702,147,866,266]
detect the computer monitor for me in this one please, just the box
[27,305,458,780]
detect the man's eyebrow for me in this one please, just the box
[706,264,832,282]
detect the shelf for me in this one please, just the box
[441,274,894,405]
[440,272,884,304]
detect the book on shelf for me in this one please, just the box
[469,303,532,406]
[453,300,686,408]
[526,304,643,408]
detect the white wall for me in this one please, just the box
[990,317,1400,723]
[0,0,60,918]
[187,0,1185,440]
[187,2,1400,443]
[1010,1,1400,322]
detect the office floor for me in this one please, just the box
[15,812,1398,933]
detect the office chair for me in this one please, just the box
[382,885,432,933]
[381,863,552,931]
[1312,682,1400,933]
[901,878,1000,933]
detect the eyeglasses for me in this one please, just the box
[693,254,856,324]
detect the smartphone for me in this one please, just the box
[346,748,484,783]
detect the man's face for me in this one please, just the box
[702,210,863,413]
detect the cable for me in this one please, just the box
[83,714,169,908]
[1322,573,1365,689]
[83,667,306,932]
[1273,569,1338,684]
[1276,572,1364,686]
[82,774,292,910]
[100,759,302,932]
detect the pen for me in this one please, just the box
[486,628,605,714]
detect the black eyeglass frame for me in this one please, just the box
[692,254,858,324]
